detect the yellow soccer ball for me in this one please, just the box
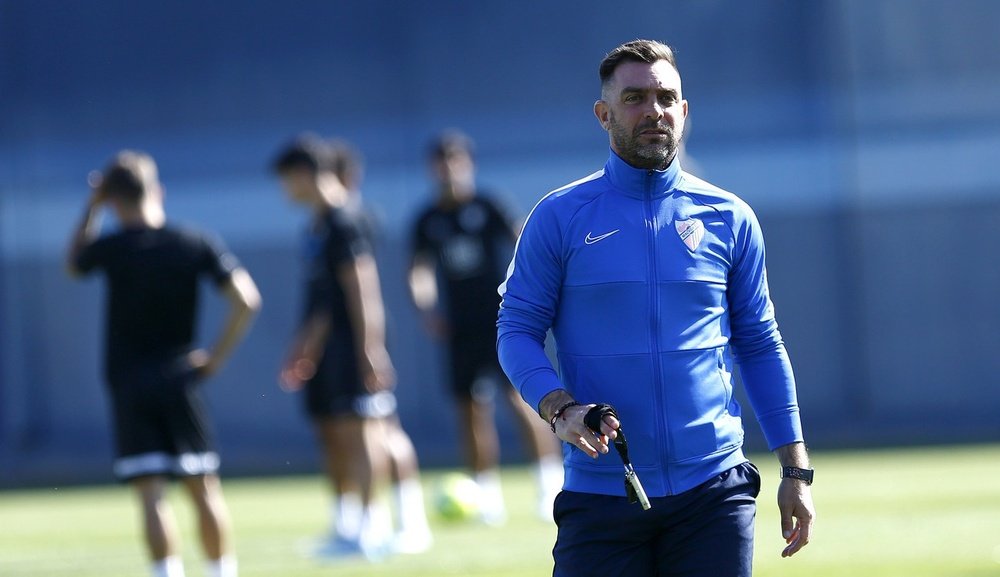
[434,473,482,521]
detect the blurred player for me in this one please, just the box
[272,135,431,559]
[66,151,261,577]
[407,131,563,523]
[327,138,433,553]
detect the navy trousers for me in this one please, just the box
[552,462,761,577]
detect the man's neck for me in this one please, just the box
[613,145,677,172]
[116,199,166,229]
[439,183,475,209]
[313,174,349,214]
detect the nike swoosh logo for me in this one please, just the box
[584,229,620,245]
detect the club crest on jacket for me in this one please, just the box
[674,218,704,251]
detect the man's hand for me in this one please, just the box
[557,404,619,458]
[187,348,219,380]
[279,312,328,392]
[359,345,396,393]
[774,442,815,557]
[420,310,450,339]
[278,356,315,392]
[87,170,107,202]
[539,390,618,459]
[66,176,108,277]
[777,477,814,557]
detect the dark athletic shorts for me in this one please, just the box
[552,462,761,577]
[305,343,398,419]
[447,326,504,401]
[107,354,218,481]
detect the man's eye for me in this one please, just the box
[659,93,679,106]
[624,94,641,103]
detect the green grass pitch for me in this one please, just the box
[2,444,999,576]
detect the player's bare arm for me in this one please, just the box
[279,310,331,392]
[538,389,619,459]
[65,186,106,277]
[774,441,815,558]
[406,254,448,338]
[338,253,395,392]
[191,267,261,378]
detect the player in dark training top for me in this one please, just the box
[273,136,430,559]
[408,131,562,523]
[67,151,261,577]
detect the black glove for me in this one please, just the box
[584,404,648,508]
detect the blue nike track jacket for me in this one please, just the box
[497,151,802,497]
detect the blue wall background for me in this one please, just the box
[2,0,999,487]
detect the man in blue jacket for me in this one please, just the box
[497,39,815,576]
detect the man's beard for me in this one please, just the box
[609,114,680,170]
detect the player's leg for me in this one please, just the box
[380,414,432,553]
[316,417,354,492]
[502,382,564,519]
[181,474,237,577]
[131,475,185,576]
[305,362,367,546]
[460,393,508,524]
[448,336,501,475]
[314,385,394,558]
[314,416,363,542]
[653,462,760,577]
[339,414,393,557]
[450,352,505,524]
[503,384,558,461]
[109,367,187,577]
[382,415,419,483]
[456,395,500,475]
[161,357,235,576]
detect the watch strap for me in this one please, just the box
[780,466,814,485]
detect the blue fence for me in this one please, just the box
[2,0,999,487]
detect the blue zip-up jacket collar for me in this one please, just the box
[604,149,683,199]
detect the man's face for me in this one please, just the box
[595,59,688,170]
[279,166,319,205]
[431,149,474,191]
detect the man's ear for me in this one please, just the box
[594,100,610,131]
[142,182,165,205]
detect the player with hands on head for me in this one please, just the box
[497,39,815,576]
[67,150,261,577]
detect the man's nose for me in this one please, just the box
[644,99,665,120]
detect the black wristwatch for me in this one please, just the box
[780,466,814,485]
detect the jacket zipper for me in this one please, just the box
[644,170,673,494]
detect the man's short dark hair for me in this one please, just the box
[327,139,364,190]
[271,134,336,175]
[98,150,158,202]
[599,39,678,86]
[428,130,475,162]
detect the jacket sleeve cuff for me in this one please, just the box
[757,408,804,451]
[518,369,564,414]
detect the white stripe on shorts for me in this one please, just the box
[114,451,220,480]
